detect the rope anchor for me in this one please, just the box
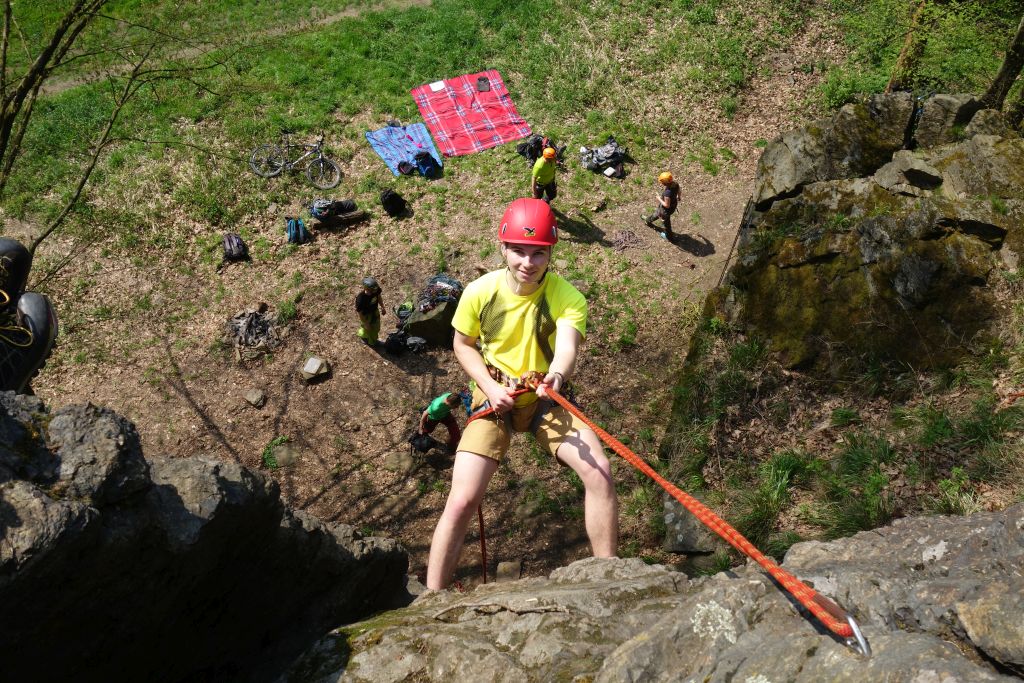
[469,375,871,657]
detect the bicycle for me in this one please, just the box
[249,129,342,190]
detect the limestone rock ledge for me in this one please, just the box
[283,506,1022,682]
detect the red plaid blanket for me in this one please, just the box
[411,69,531,157]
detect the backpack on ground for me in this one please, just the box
[222,233,248,262]
[380,189,408,218]
[414,150,441,178]
[286,216,310,244]
[384,330,407,354]
[310,198,359,220]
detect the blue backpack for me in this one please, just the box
[286,217,310,244]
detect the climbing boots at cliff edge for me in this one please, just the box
[0,238,58,393]
[0,237,32,301]
[0,292,58,393]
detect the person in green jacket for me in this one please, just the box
[417,392,463,452]
[531,147,558,205]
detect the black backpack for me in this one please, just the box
[384,330,407,354]
[222,233,248,261]
[380,189,408,217]
[414,150,441,178]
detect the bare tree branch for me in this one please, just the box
[29,44,153,257]
[1,0,11,100]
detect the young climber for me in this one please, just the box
[417,392,464,452]
[425,198,618,590]
[642,171,681,241]
[354,276,386,346]
[531,147,558,205]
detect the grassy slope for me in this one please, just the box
[3,0,1022,568]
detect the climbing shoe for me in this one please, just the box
[0,291,58,393]
[0,237,32,307]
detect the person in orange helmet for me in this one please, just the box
[531,146,558,205]
[425,198,618,590]
[642,171,681,241]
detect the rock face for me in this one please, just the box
[0,391,408,683]
[283,505,1023,682]
[733,95,1022,371]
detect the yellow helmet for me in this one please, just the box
[542,147,556,160]
[658,171,673,184]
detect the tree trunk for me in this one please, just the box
[1006,86,1024,129]
[886,1,942,93]
[982,14,1024,110]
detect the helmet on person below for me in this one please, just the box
[658,171,674,184]
[498,198,558,246]
[361,276,380,291]
[542,147,556,160]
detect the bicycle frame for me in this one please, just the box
[278,133,325,170]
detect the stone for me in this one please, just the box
[382,450,416,475]
[301,356,330,380]
[964,108,1019,140]
[663,493,730,554]
[286,508,1024,682]
[0,395,408,683]
[403,299,456,347]
[915,93,984,148]
[273,443,300,467]
[753,92,914,208]
[47,404,149,505]
[873,150,943,195]
[495,560,522,582]
[244,388,266,408]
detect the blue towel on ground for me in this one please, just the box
[365,123,443,176]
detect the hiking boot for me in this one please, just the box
[0,238,32,308]
[0,291,58,393]
[640,213,655,228]
[659,232,668,240]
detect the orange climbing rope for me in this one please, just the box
[466,378,870,656]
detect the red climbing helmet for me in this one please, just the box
[497,198,558,246]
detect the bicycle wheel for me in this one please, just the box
[250,144,285,177]
[306,157,341,189]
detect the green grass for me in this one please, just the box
[821,0,1020,107]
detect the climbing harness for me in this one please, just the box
[465,373,871,657]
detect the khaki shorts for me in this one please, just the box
[459,387,589,461]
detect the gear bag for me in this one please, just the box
[414,150,441,178]
[222,233,248,261]
[380,189,408,217]
[286,216,310,244]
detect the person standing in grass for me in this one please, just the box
[642,171,681,241]
[531,147,558,205]
[417,391,464,453]
[354,276,386,346]
[425,198,618,591]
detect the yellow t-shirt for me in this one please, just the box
[452,269,586,403]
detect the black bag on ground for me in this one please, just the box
[222,233,248,261]
[414,150,441,178]
[384,330,407,354]
[408,432,441,454]
[380,189,408,217]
